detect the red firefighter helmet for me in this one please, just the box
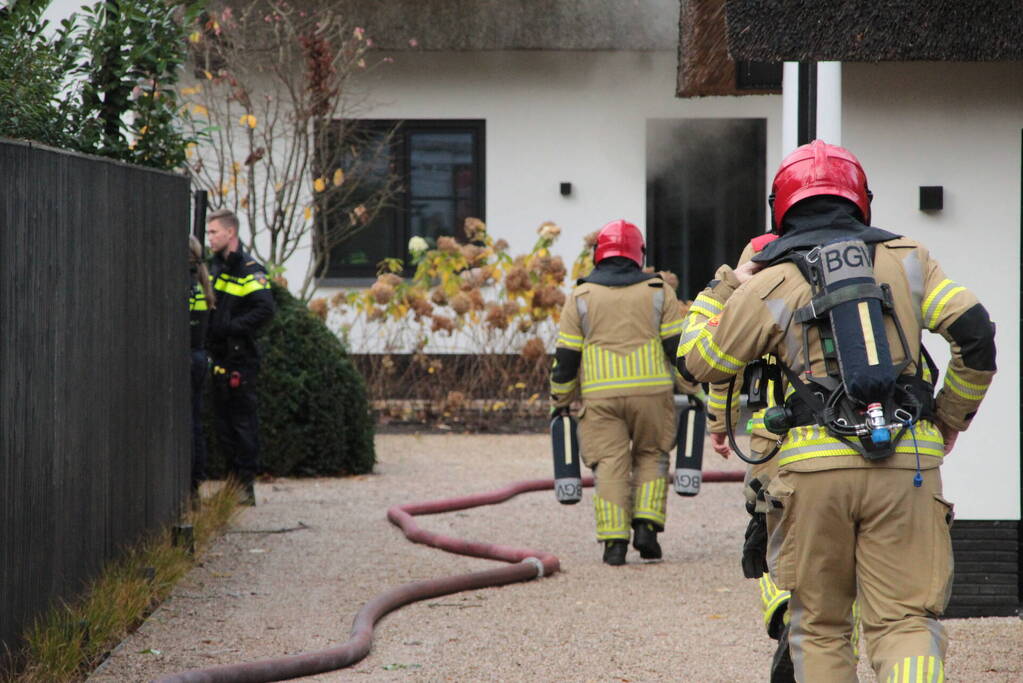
[594,219,645,266]
[770,140,872,231]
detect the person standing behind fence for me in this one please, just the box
[189,235,215,498]
[205,209,275,506]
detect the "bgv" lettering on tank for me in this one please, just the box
[821,239,873,285]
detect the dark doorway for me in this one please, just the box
[646,119,767,300]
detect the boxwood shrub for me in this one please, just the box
[203,283,375,477]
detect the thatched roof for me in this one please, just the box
[323,0,679,51]
[677,0,780,97]
[724,0,1023,62]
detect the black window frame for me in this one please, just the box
[319,118,486,285]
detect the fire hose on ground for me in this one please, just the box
[154,470,743,683]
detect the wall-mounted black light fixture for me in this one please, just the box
[919,186,943,212]
[560,182,572,197]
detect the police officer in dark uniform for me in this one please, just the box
[205,208,275,505]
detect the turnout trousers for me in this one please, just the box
[212,365,261,484]
[577,392,675,542]
[765,467,953,682]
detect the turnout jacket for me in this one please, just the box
[550,260,690,407]
[207,247,275,366]
[677,234,996,473]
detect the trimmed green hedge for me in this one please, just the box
[204,283,375,477]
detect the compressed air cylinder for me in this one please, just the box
[551,414,582,504]
[817,238,896,404]
[673,396,706,496]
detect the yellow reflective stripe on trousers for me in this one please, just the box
[885,655,943,683]
[777,423,945,466]
[922,279,965,330]
[594,495,629,540]
[581,338,672,394]
[557,330,583,349]
[632,478,667,527]
[943,368,989,400]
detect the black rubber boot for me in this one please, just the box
[602,540,627,566]
[632,521,662,560]
[770,623,795,683]
[240,480,256,507]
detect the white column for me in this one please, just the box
[781,62,799,156]
[816,62,842,146]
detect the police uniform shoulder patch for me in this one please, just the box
[255,273,268,285]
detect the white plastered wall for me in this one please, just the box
[844,61,1022,520]
[292,50,782,291]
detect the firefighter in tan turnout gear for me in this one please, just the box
[550,220,689,566]
[702,233,802,682]
[677,141,996,682]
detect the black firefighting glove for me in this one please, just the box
[741,511,769,579]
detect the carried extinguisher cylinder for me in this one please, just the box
[674,396,706,496]
[550,414,582,504]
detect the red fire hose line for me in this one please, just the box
[154,470,742,683]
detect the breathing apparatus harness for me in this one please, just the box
[724,237,937,467]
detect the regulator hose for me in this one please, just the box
[154,470,742,683]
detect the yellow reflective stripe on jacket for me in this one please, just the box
[550,377,578,394]
[557,330,583,350]
[581,338,672,394]
[942,368,989,400]
[214,274,270,297]
[189,290,208,311]
[759,574,790,628]
[659,317,684,338]
[678,293,724,349]
[690,331,744,375]
[688,293,723,319]
[707,390,730,412]
[777,422,945,466]
[922,278,965,329]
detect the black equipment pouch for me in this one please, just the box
[743,359,782,411]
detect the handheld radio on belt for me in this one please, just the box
[673,396,705,496]
[550,413,582,504]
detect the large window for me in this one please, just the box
[323,119,485,281]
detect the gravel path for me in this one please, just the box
[89,434,1021,682]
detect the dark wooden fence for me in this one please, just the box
[0,140,191,651]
